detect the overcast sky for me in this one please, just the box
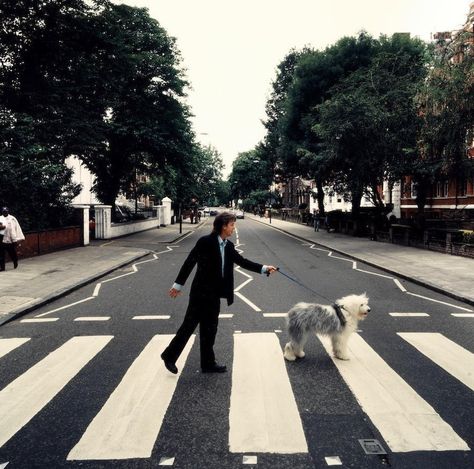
[113,0,471,176]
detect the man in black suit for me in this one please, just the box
[161,211,277,374]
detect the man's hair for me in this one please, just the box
[213,211,236,234]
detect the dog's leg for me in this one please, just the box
[331,333,350,360]
[292,334,307,359]
[283,342,297,361]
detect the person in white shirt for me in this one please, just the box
[0,207,25,271]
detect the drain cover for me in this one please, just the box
[358,439,387,455]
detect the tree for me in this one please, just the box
[0,0,102,228]
[415,38,474,215]
[183,144,225,206]
[79,3,194,206]
[228,149,273,203]
[271,33,377,213]
[315,34,428,216]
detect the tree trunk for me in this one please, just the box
[316,179,325,215]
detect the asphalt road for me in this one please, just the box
[0,217,473,468]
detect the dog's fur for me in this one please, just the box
[283,293,370,361]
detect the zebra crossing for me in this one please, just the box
[0,331,472,463]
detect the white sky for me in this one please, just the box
[114,0,472,177]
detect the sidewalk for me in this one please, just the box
[248,214,474,306]
[0,221,201,326]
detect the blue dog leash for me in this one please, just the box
[274,267,347,326]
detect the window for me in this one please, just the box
[410,182,417,198]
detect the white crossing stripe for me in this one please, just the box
[398,333,474,392]
[67,334,195,460]
[132,315,170,320]
[74,317,110,321]
[219,314,233,319]
[318,334,469,452]
[0,336,113,448]
[263,313,287,318]
[0,338,30,359]
[451,313,474,318]
[389,313,429,317]
[229,333,308,453]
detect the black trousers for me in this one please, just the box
[162,295,221,368]
[0,236,18,270]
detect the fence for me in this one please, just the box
[17,226,82,259]
[275,209,474,259]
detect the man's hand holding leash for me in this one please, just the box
[169,287,181,299]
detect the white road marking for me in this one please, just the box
[73,317,110,321]
[36,298,94,317]
[92,284,101,297]
[406,292,473,312]
[234,278,253,292]
[325,456,343,466]
[243,455,258,464]
[36,247,177,318]
[398,333,474,392]
[255,225,470,314]
[263,313,287,318]
[0,336,113,448]
[389,313,430,317]
[158,456,175,465]
[393,279,407,292]
[218,314,234,319]
[318,333,469,452]
[234,292,261,312]
[0,338,30,359]
[229,333,308,453]
[20,318,59,323]
[67,335,194,460]
[451,313,474,318]
[132,315,170,320]
[0,462,9,468]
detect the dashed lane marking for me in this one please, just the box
[20,318,59,323]
[132,315,170,320]
[74,317,111,321]
[389,313,430,317]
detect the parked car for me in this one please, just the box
[209,208,219,216]
[235,210,244,219]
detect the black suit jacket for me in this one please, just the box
[175,232,263,305]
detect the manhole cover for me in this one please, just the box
[358,439,387,455]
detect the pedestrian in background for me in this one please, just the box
[0,207,25,271]
[313,209,321,232]
[161,211,277,374]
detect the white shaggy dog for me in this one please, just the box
[283,293,370,361]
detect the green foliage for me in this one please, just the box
[178,144,225,206]
[0,0,200,226]
[228,149,273,203]
[415,42,474,211]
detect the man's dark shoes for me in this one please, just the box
[202,363,227,373]
[161,353,178,374]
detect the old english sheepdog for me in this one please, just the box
[283,293,370,361]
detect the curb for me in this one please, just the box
[248,217,474,307]
[0,250,151,327]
